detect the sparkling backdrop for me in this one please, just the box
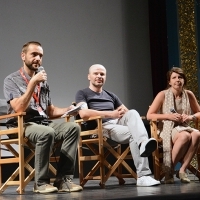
[177,0,198,169]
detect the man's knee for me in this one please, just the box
[63,122,81,137]
[70,122,80,137]
[127,109,140,117]
[25,124,55,144]
[38,126,55,142]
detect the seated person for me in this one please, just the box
[4,41,82,194]
[147,67,200,183]
[75,64,160,187]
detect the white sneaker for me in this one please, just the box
[140,138,157,157]
[54,177,83,192]
[137,176,161,186]
[33,183,58,193]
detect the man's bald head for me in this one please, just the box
[88,64,107,91]
[89,64,106,74]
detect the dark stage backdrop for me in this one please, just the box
[148,0,169,97]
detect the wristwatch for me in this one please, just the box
[192,115,197,121]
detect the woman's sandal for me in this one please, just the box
[176,171,190,183]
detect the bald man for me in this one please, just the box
[75,64,160,187]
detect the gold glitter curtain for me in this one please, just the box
[177,0,199,101]
[177,0,199,169]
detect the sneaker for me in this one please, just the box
[140,138,157,157]
[53,177,83,192]
[137,176,161,186]
[33,183,58,193]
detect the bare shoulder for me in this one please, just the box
[185,89,195,98]
[151,90,165,106]
[155,90,165,99]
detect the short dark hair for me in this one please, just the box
[22,41,42,53]
[166,67,187,88]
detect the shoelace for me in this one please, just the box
[64,177,72,192]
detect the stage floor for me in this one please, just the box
[0,175,200,200]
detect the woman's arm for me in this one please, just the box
[147,91,176,121]
[186,90,200,120]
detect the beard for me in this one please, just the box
[25,61,40,72]
[92,82,104,88]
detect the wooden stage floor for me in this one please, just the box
[0,175,199,200]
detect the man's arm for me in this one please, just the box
[47,104,76,119]
[76,102,126,120]
[10,71,47,112]
[117,104,129,113]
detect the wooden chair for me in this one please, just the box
[0,111,30,194]
[150,119,200,181]
[75,116,137,188]
[0,100,70,194]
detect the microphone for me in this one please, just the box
[37,66,44,72]
[170,108,189,126]
[170,108,176,113]
[37,66,46,84]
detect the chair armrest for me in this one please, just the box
[76,115,145,122]
[0,112,26,120]
[150,118,158,122]
[149,119,159,140]
[75,116,103,123]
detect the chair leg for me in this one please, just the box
[0,144,35,194]
[197,145,200,179]
[187,146,200,180]
[0,165,1,189]
[116,144,126,185]
[104,144,137,183]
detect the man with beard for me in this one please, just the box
[3,41,82,194]
[75,64,160,186]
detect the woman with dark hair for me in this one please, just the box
[147,67,200,184]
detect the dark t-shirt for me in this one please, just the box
[75,87,122,123]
